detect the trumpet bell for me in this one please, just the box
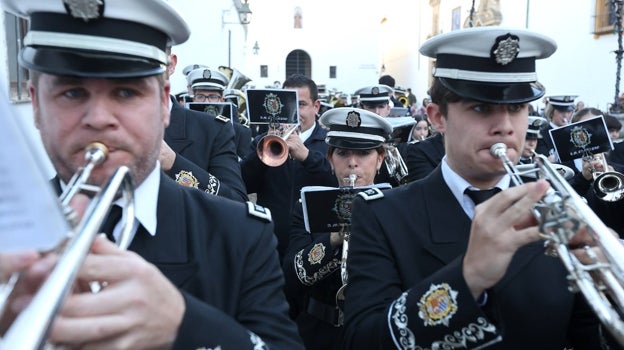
[257,135,289,167]
[593,171,624,202]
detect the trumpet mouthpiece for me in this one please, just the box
[490,143,508,158]
[85,142,109,165]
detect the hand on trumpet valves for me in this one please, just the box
[283,126,309,162]
[581,153,612,181]
[463,180,551,300]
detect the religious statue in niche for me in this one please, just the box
[463,0,502,27]
[294,6,302,28]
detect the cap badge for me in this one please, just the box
[202,69,212,79]
[371,87,380,95]
[63,0,104,22]
[569,126,592,149]
[491,33,520,66]
[346,111,361,128]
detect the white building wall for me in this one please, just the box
[2,0,624,158]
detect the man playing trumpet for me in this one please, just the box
[343,27,623,349]
[0,0,303,349]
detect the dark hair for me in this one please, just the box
[605,114,623,131]
[283,74,319,102]
[571,107,603,123]
[427,78,463,116]
[378,75,396,88]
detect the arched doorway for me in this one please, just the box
[285,49,311,79]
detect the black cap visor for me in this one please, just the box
[439,77,545,104]
[327,137,383,150]
[20,47,165,78]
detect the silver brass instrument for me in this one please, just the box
[0,142,135,349]
[582,152,624,202]
[491,142,624,346]
[335,174,357,326]
[257,124,300,167]
[384,144,408,184]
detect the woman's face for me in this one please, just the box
[329,148,384,186]
[412,120,429,141]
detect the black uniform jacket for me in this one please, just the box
[240,122,337,260]
[51,175,303,349]
[166,100,247,202]
[283,201,344,350]
[133,174,303,349]
[404,132,445,183]
[233,121,252,159]
[536,124,555,158]
[343,166,609,349]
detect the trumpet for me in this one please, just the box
[491,142,624,346]
[0,142,135,349]
[335,174,357,327]
[582,152,624,202]
[384,144,408,184]
[257,124,299,167]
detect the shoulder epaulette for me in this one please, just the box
[246,201,272,222]
[357,188,384,201]
[215,115,230,123]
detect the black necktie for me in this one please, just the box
[465,188,501,205]
[100,205,122,243]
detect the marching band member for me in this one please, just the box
[240,74,336,262]
[1,0,303,348]
[343,27,621,349]
[161,57,247,201]
[535,94,578,159]
[283,107,392,350]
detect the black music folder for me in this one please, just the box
[245,89,299,124]
[300,183,391,233]
[186,102,234,123]
[549,115,613,162]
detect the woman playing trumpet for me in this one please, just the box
[282,107,392,350]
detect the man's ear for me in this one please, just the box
[427,103,446,134]
[29,81,41,129]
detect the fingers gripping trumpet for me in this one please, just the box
[490,142,624,346]
[0,142,135,349]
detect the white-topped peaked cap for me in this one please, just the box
[320,107,393,150]
[182,64,209,77]
[188,67,229,91]
[2,0,190,78]
[526,116,547,139]
[547,95,578,111]
[354,85,393,103]
[420,26,557,103]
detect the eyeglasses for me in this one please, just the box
[194,93,221,102]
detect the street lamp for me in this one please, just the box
[221,1,253,67]
[238,0,252,25]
